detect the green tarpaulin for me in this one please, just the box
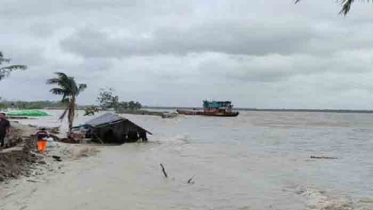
[7,110,50,117]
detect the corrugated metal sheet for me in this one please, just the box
[85,113,152,135]
[85,113,124,127]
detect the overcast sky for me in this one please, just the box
[1,0,373,109]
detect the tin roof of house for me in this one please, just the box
[85,113,123,127]
[85,113,152,134]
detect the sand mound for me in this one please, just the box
[0,138,39,182]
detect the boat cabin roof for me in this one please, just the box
[203,100,233,109]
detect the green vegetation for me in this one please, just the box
[0,100,63,110]
[97,88,119,110]
[47,72,87,132]
[84,106,100,116]
[0,51,27,81]
[117,101,142,111]
[97,88,142,111]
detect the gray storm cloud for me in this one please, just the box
[60,21,317,57]
[0,0,373,109]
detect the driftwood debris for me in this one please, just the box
[187,176,195,184]
[310,156,338,160]
[160,163,168,178]
[52,155,62,162]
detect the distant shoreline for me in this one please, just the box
[27,106,373,114]
[143,106,373,114]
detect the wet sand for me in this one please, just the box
[0,142,101,210]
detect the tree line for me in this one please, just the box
[96,88,142,111]
[0,100,64,110]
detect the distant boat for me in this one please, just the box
[177,101,239,117]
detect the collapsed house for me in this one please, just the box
[83,113,152,144]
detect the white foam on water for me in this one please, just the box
[291,186,373,210]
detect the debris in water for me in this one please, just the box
[310,156,338,160]
[187,176,195,184]
[160,163,168,178]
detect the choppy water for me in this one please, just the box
[8,110,373,209]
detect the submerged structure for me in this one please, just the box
[177,100,239,117]
[81,113,152,144]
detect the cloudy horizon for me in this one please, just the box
[1,0,373,109]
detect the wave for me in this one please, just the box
[292,186,373,210]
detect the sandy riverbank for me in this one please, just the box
[0,143,101,209]
[0,120,97,181]
[0,120,100,196]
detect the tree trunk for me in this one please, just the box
[68,96,76,132]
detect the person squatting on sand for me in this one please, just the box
[35,128,50,153]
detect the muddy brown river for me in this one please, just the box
[1,110,373,210]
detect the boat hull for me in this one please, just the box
[177,110,239,117]
[200,112,239,117]
[176,110,199,115]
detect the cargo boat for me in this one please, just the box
[177,101,239,117]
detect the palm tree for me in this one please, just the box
[0,51,27,81]
[295,0,371,15]
[46,72,87,132]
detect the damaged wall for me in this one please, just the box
[94,120,146,143]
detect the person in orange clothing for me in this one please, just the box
[35,128,50,154]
